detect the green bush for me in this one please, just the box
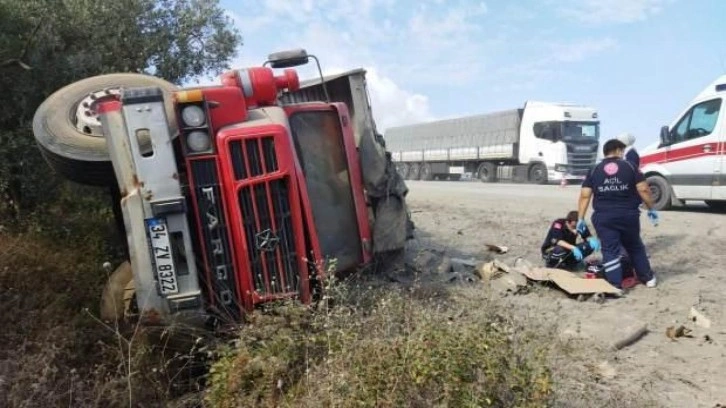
[205,281,552,408]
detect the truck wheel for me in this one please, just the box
[100,261,135,323]
[396,162,409,179]
[409,163,421,180]
[420,163,433,180]
[646,175,672,211]
[705,200,726,212]
[529,163,548,184]
[33,73,179,186]
[477,162,497,182]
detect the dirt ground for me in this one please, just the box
[404,180,726,408]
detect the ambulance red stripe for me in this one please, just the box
[640,142,725,167]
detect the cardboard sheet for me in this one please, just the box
[519,267,622,295]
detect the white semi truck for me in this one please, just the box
[384,101,601,184]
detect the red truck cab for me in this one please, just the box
[92,52,374,326]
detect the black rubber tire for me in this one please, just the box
[477,162,497,182]
[408,163,421,180]
[420,163,433,181]
[705,200,726,212]
[529,163,548,184]
[32,73,179,186]
[646,175,672,211]
[396,162,409,179]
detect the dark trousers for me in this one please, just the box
[543,242,593,270]
[592,211,654,288]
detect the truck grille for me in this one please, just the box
[238,180,300,295]
[230,137,278,179]
[566,143,598,176]
[189,159,241,320]
[229,138,301,298]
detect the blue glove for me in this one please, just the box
[587,237,601,252]
[647,209,659,226]
[576,219,587,235]
[572,247,583,261]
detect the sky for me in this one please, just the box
[207,0,726,150]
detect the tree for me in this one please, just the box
[0,0,241,222]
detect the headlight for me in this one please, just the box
[181,105,205,127]
[187,131,211,152]
[555,164,567,172]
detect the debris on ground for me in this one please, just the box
[518,267,622,297]
[611,323,649,350]
[477,260,529,295]
[560,314,648,351]
[450,257,479,272]
[666,325,694,341]
[586,360,617,381]
[484,244,508,254]
[690,307,712,329]
[437,256,453,274]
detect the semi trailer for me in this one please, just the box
[384,101,601,184]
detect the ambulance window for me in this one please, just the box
[688,99,721,139]
[671,99,722,144]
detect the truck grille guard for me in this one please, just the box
[230,138,301,298]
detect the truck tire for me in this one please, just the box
[477,162,497,182]
[409,163,421,180]
[529,163,548,184]
[100,261,135,323]
[396,162,409,179]
[646,175,672,211]
[33,73,179,186]
[420,163,433,180]
[705,200,726,212]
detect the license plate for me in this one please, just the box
[147,218,179,295]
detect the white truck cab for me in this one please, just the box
[520,101,600,182]
[640,75,726,210]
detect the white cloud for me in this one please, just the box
[550,37,618,62]
[213,0,474,129]
[558,0,674,24]
[491,37,617,91]
[364,68,435,130]
[206,1,627,129]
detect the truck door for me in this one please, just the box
[663,98,722,200]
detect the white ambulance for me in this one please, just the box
[640,75,726,210]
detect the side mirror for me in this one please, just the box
[264,48,330,102]
[659,125,670,145]
[267,49,310,69]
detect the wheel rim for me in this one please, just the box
[532,167,545,183]
[649,183,662,203]
[396,163,406,177]
[422,165,431,179]
[410,164,420,179]
[73,88,122,137]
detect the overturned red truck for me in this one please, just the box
[32,49,413,327]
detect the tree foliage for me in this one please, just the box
[0,0,241,223]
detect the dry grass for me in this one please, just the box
[205,276,554,408]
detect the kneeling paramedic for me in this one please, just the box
[577,139,659,289]
[541,211,601,270]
